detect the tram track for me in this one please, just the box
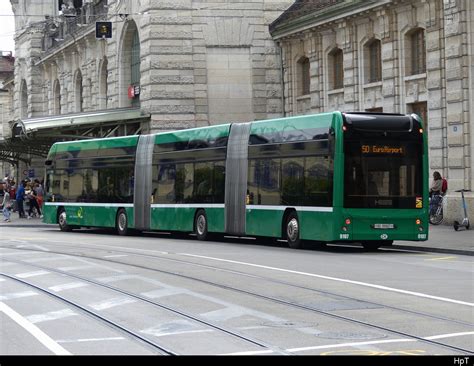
[2,241,471,327]
[0,272,175,355]
[1,243,472,354]
[0,259,290,355]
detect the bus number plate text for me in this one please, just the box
[373,223,395,229]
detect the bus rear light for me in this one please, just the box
[416,219,421,225]
[419,226,424,232]
[342,226,348,232]
[419,128,423,134]
[345,218,351,225]
[342,125,347,132]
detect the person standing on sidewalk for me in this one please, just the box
[1,183,12,222]
[15,180,26,218]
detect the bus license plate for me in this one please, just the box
[373,223,395,229]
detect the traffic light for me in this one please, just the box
[96,22,112,39]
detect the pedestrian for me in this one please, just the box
[1,183,12,222]
[15,180,26,218]
[429,171,446,216]
[429,171,443,197]
[34,180,44,217]
[27,184,42,219]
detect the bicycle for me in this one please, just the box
[429,194,444,225]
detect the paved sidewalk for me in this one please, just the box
[1,214,472,256]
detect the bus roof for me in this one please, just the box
[47,135,139,156]
[46,111,343,157]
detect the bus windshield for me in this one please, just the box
[344,140,423,209]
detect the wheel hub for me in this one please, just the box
[287,218,299,242]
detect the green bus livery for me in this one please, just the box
[43,112,429,250]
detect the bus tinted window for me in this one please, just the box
[46,165,134,203]
[248,155,333,207]
[249,127,329,145]
[344,141,423,208]
[153,161,225,204]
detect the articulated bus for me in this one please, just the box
[43,112,429,250]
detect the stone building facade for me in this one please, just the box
[9,0,291,129]
[270,0,474,223]
[0,52,15,177]
[6,0,292,181]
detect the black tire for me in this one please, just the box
[454,221,459,231]
[58,209,72,232]
[116,209,129,236]
[285,212,302,249]
[429,202,443,225]
[194,209,208,241]
[429,212,443,225]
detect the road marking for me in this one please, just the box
[49,282,89,292]
[26,309,78,324]
[0,290,38,301]
[287,338,413,353]
[179,253,474,307]
[57,337,125,343]
[223,331,474,355]
[424,331,474,340]
[222,350,276,355]
[16,244,50,251]
[103,254,129,258]
[16,270,50,278]
[0,302,72,355]
[426,256,457,261]
[89,297,137,311]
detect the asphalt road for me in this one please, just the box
[0,226,473,356]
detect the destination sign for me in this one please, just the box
[361,145,404,154]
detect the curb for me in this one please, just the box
[3,224,55,228]
[390,244,474,257]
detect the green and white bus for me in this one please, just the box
[43,112,429,250]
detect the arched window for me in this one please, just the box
[297,56,310,96]
[120,21,140,108]
[53,79,61,115]
[20,79,28,118]
[328,48,344,90]
[130,29,140,107]
[74,69,83,112]
[99,58,108,109]
[365,39,382,83]
[407,28,426,75]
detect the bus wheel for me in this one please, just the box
[116,209,129,236]
[58,209,72,232]
[195,209,208,241]
[285,212,301,249]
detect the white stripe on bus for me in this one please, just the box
[246,205,333,212]
[151,204,225,209]
[45,203,133,208]
[45,202,333,212]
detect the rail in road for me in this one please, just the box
[1,241,472,355]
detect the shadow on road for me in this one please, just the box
[38,227,407,255]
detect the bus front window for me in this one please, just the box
[344,141,423,209]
